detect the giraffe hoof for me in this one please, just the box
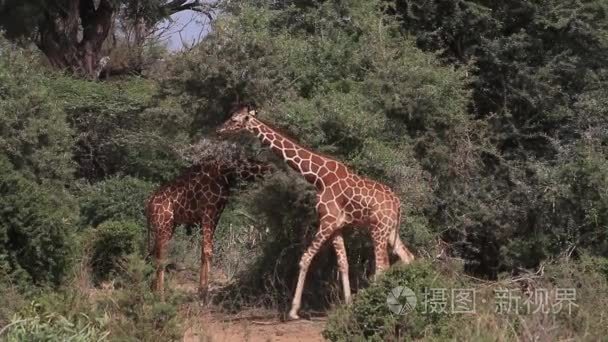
[288,310,300,320]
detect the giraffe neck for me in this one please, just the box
[247,118,324,186]
[233,160,274,182]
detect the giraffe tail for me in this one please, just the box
[390,199,415,264]
[392,201,402,254]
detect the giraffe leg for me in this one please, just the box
[331,234,351,304]
[388,228,415,264]
[373,238,390,279]
[289,221,337,320]
[199,222,213,300]
[152,224,171,301]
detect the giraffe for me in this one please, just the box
[146,156,272,299]
[217,105,415,319]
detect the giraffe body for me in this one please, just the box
[146,158,271,299]
[217,106,415,319]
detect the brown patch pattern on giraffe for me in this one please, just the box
[217,105,415,320]
[146,158,272,299]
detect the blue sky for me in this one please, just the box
[165,10,211,51]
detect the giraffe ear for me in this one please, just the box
[248,109,257,117]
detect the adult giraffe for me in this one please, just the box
[146,156,272,299]
[217,105,415,319]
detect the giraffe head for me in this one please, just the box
[217,104,257,135]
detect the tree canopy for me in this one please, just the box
[0,0,215,78]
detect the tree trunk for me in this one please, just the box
[36,0,114,79]
[29,0,213,79]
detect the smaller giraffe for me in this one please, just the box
[217,105,415,319]
[146,157,273,299]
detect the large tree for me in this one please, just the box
[0,0,215,78]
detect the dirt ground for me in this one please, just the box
[174,270,327,342]
[182,311,326,342]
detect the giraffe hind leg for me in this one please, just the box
[388,228,415,264]
[152,222,173,300]
[199,221,213,301]
[331,233,351,304]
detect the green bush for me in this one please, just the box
[89,220,143,284]
[0,155,77,286]
[96,255,182,342]
[79,176,155,228]
[324,256,608,341]
[0,278,27,329]
[53,76,189,181]
[5,255,182,342]
[323,261,455,341]
[0,311,109,342]
[0,35,75,184]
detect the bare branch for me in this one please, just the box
[162,0,216,21]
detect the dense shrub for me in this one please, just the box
[324,256,608,341]
[0,155,77,286]
[89,220,143,284]
[1,255,182,341]
[95,255,182,342]
[323,261,454,341]
[0,35,75,184]
[390,0,608,276]
[0,309,109,342]
[78,176,156,228]
[53,76,189,181]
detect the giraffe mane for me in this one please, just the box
[255,116,350,167]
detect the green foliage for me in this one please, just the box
[218,174,322,309]
[78,176,155,228]
[386,0,608,275]
[0,280,27,329]
[0,155,77,286]
[530,145,608,262]
[542,255,608,339]
[324,261,453,341]
[53,77,189,181]
[96,255,182,342]
[0,310,109,342]
[0,35,74,183]
[89,220,143,284]
[0,255,181,341]
[325,256,608,341]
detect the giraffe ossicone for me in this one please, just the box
[146,156,273,300]
[217,105,415,320]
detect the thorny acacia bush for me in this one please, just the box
[0,255,183,342]
[323,261,454,341]
[324,256,608,341]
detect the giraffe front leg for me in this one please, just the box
[199,223,213,300]
[289,220,338,320]
[331,234,351,305]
